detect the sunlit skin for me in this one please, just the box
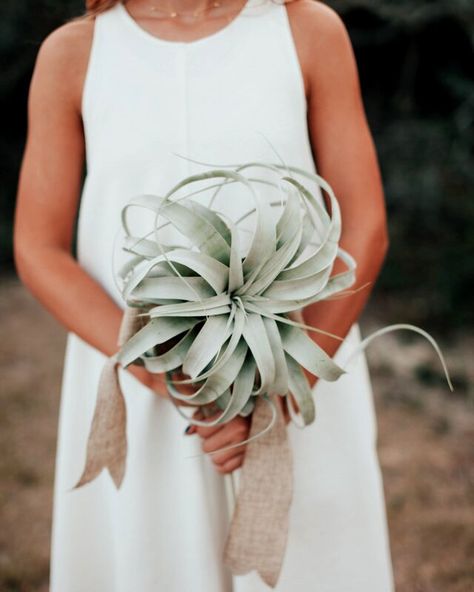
[13,0,388,475]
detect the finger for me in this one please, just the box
[153,378,200,407]
[201,427,247,456]
[211,443,246,466]
[202,416,249,447]
[191,404,226,435]
[216,453,245,474]
[149,373,168,389]
[155,370,201,398]
[169,370,199,393]
[183,408,203,434]
[177,382,200,395]
[205,419,249,463]
[194,412,225,438]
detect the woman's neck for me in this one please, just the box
[124,0,242,19]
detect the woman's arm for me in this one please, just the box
[13,21,174,399]
[288,1,389,390]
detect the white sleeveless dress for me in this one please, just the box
[50,1,395,590]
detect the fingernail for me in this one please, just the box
[184,424,195,435]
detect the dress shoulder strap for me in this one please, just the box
[81,6,128,126]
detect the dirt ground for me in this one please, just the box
[0,274,473,592]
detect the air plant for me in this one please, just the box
[113,159,452,442]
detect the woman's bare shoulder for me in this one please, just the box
[285,1,356,96]
[286,0,348,41]
[32,17,96,114]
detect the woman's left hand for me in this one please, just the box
[184,396,293,474]
[185,408,251,474]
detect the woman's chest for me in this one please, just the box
[83,51,308,171]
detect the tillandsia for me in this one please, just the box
[108,157,453,457]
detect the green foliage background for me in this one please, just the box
[1,0,473,330]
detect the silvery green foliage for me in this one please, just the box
[113,161,453,447]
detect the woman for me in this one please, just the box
[13,0,395,589]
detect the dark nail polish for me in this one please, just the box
[184,425,192,434]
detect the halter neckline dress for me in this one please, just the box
[50,1,395,589]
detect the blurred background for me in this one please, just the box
[1,0,473,590]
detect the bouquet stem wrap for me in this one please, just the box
[223,393,293,587]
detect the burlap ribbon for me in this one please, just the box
[72,306,294,587]
[223,394,293,587]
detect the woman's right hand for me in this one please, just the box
[127,364,199,408]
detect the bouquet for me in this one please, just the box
[72,156,453,587]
